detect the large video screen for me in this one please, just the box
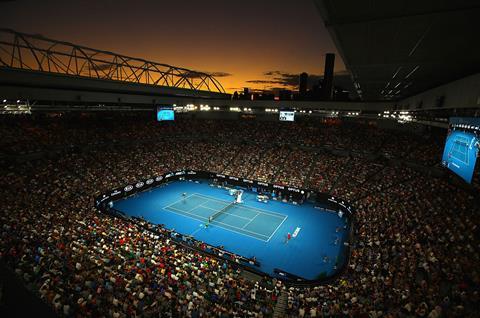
[156,107,175,121]
[441,117,480,183]
[279,110,295,122]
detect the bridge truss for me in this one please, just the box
[0,28,226,94]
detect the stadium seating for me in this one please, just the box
[0,114,478,317]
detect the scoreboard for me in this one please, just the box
[279,110,295,122]
[441,117,480,183]
[156,106,175,121]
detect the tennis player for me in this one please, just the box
[285,232,292,244]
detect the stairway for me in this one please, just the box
[273,290,288,318]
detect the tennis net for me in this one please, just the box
[208,201,235,223]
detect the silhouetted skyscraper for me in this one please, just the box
[279,89,292,100]
[322,53,335,100]
[299,72,308,97]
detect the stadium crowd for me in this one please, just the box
[0,114,479,317]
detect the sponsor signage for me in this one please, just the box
[96,170,354,220]
[110,190,122,196]
[99,195,110,203]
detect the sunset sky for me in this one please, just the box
[0,0,346,93]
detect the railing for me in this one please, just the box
[0,28,226,94]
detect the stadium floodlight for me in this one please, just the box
[2,99,6,103]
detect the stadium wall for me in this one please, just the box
[396,73,480,111]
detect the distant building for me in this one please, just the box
[299,72,308,98]
[322,53,335,100]
[279,89,293,100]
[242,87,251,100]
[310,82,323,100]
[252,92,275,100]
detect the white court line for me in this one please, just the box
[164,193,196,210]
[163,192,288,242]
[454,138,468,165]
[161,206,208,225]
[165,205,270,239]
[454,135,470,164]
[198,204,253,221]
[455,150,468,165]
[166,194,211,213]
[267,215,288,242]
[164,206,270,242]
[201,202,262,220]
[210,218,270,239]
[193,193,286,219]
[242,212,260,229]
[199,204,224,212]
[448,135,469,165]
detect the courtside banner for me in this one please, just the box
[95,169,354,217]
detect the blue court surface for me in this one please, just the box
[113,180,348,280]
[442,130,479,183]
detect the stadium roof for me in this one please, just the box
[314,0,480,101]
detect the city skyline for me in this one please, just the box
[0,0,346,94]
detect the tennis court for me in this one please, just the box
[112,180,348,280]
[164,193,287,241]
[449,135,470,165]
